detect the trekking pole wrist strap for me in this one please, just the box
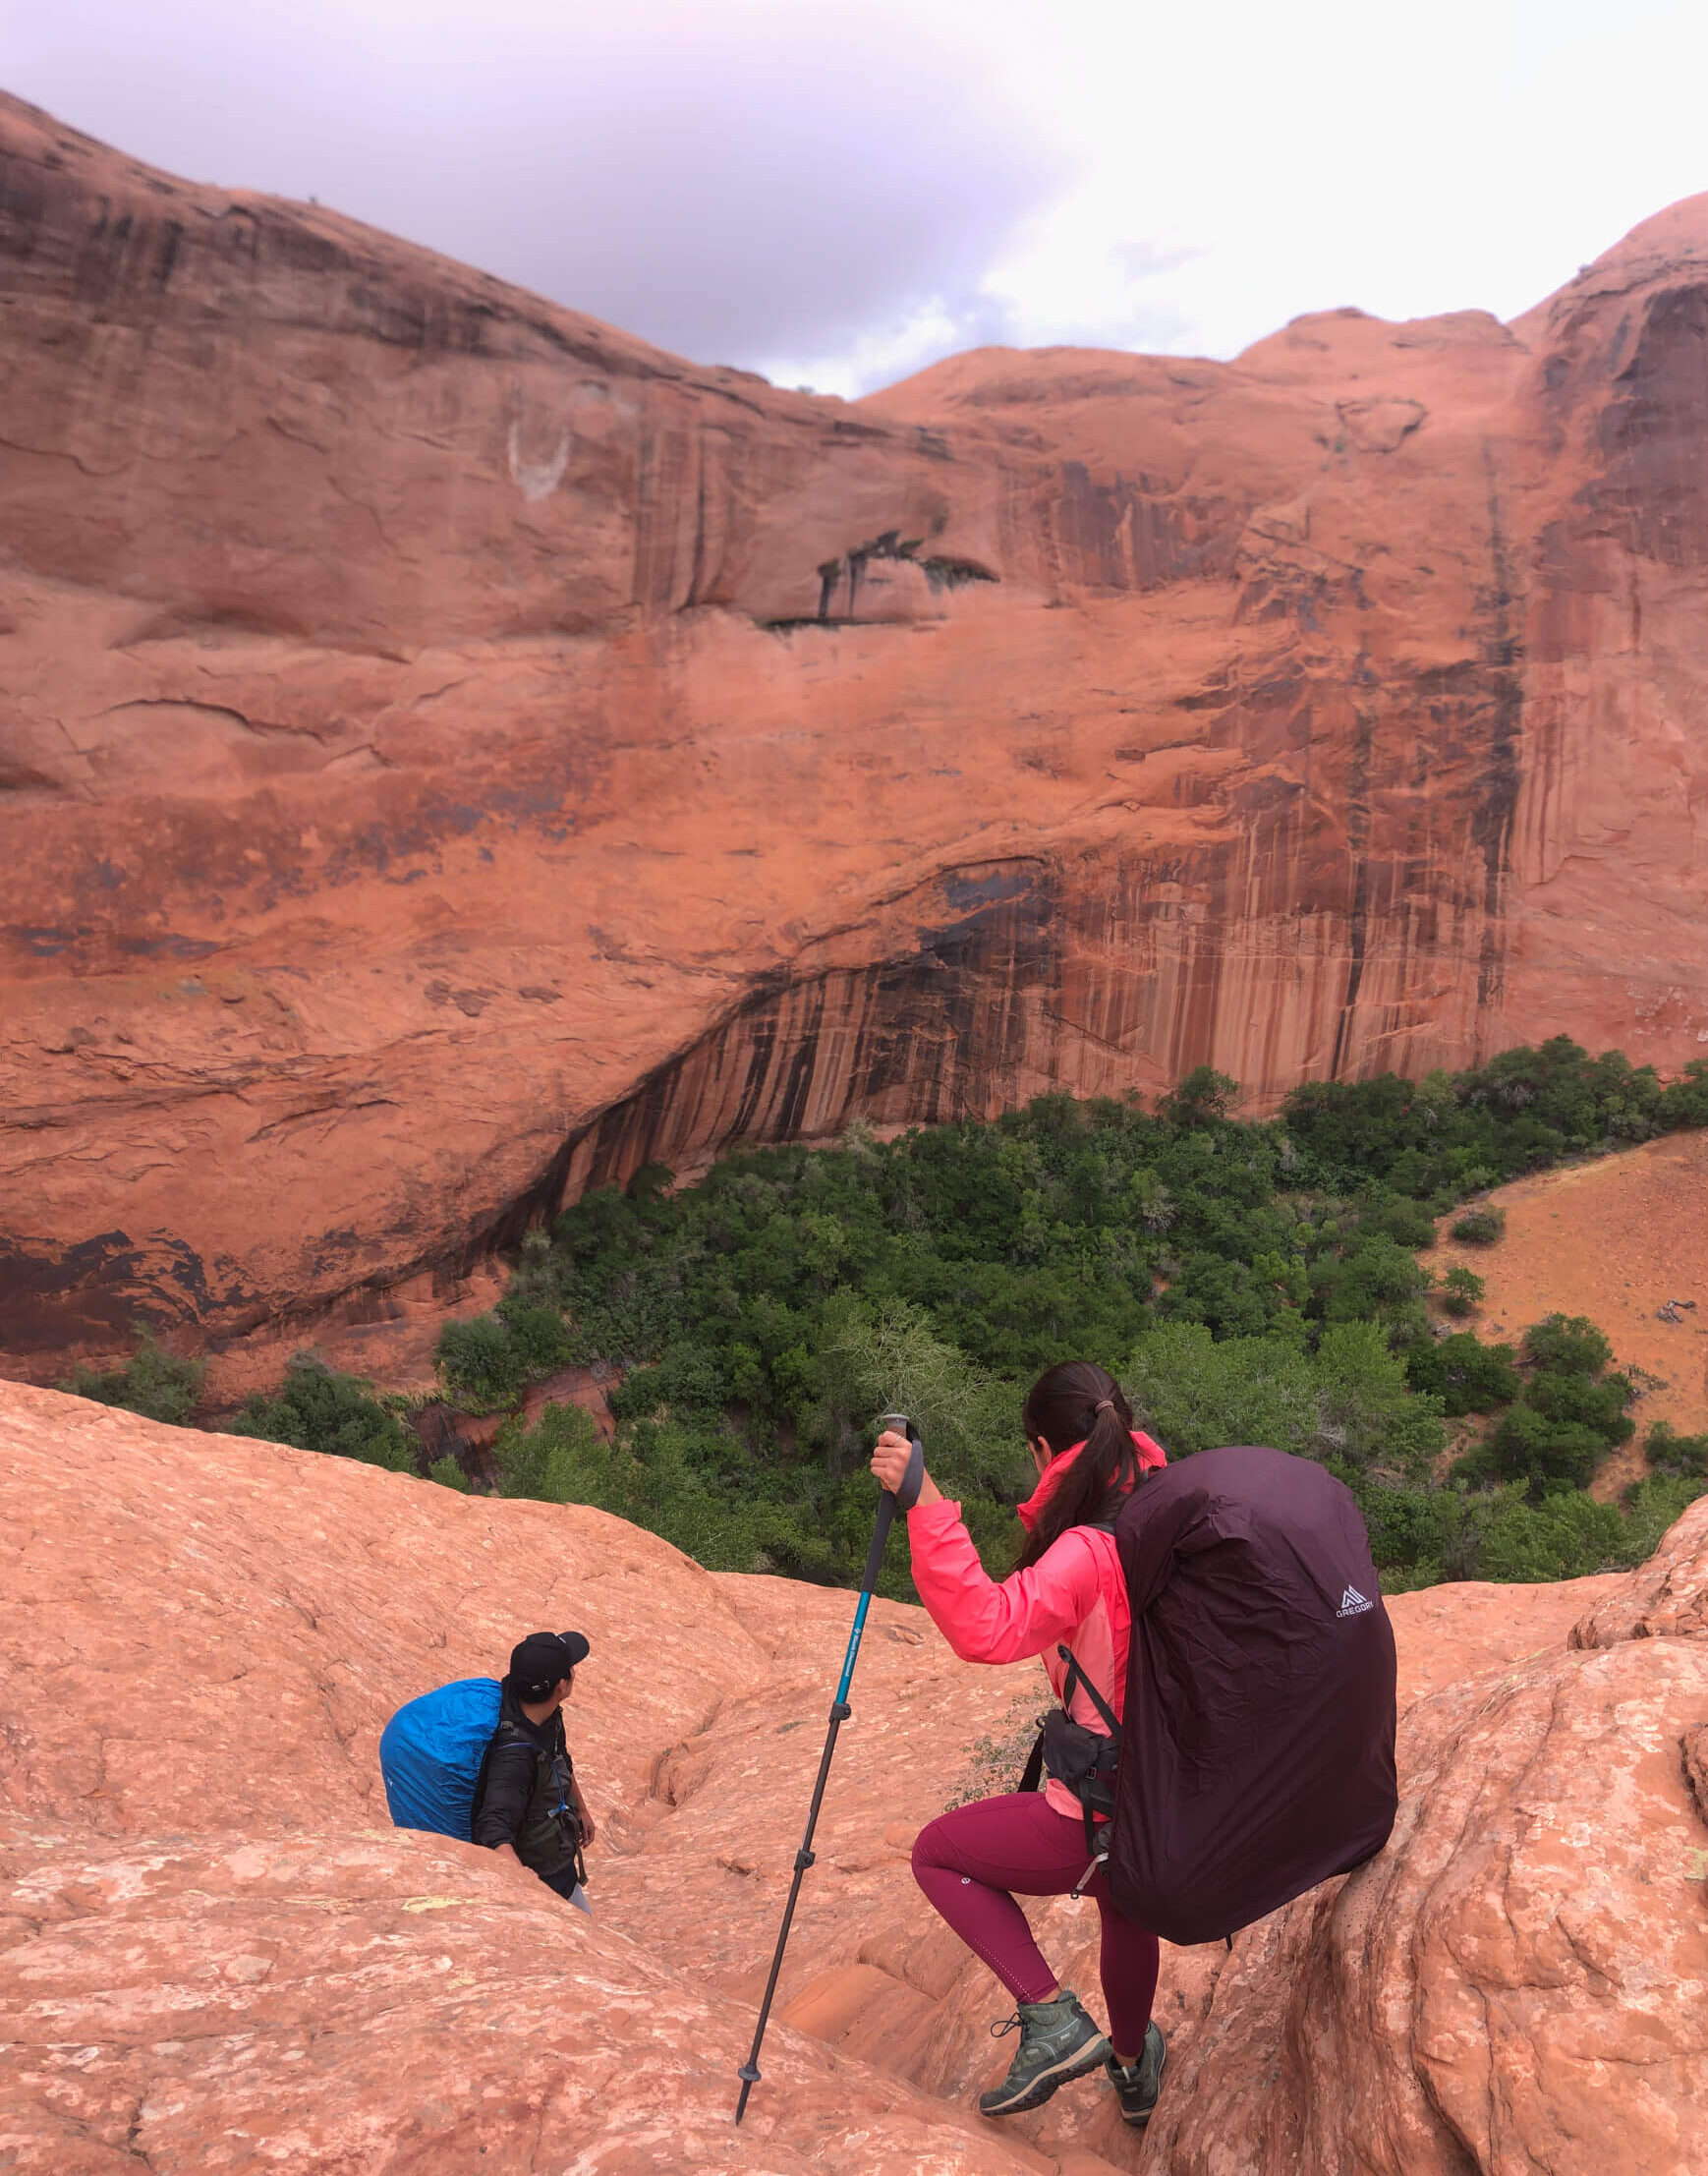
[892,1430,925,1512]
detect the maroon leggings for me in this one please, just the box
[912,1792,1160,2054]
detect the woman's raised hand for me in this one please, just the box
[870,1430,941,1506]
[870,1430,911,1493]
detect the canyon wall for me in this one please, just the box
[3,90,1707,1366]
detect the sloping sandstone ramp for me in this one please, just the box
[0,1380,1069,2175]
[3,1378,1706,2171]
[5,91,1708,1368]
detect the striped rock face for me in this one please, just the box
[5,91,1708,1378]
[4,1379,1705,2173]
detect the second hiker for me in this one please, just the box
[870,1360,1167,2126]
[472,1630,597,1914]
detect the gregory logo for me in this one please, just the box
[1337,1585,1373,1618]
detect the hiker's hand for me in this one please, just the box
[577,1800,597,1848]
[871,1431,940,1507]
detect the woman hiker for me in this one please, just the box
[870,1360,1168,2127]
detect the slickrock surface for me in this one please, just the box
[1571,1489,1708,1648]
[0,1830,1061,2176]
[5,92,1708,1372]
[0,1381,1062,2174]
[4,1378,1705,2171]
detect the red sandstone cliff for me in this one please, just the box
[3,90,1707,1365]
[3,1378,1704,2172]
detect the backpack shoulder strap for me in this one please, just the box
[470,1715,530,1829]
[1056,1642,1122,1742]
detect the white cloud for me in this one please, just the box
[7,0,1708,393]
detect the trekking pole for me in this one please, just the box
[733,1414,924,2124]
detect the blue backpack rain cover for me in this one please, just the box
[379,1677,502,1841]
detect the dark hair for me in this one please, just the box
[1015,1360,1144,1571]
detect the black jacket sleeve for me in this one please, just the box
[471,1737,536,1849]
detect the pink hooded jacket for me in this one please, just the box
[907,1431,1167,1821]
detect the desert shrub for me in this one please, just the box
[1476,1487,1624,1581]
[492,1400,850,1581]
[1358,1472,1656,1587]
[1451,1208,1507,1246]
[1351,1469,1643,1587]
[1438,1265,1485,1317]
[58,1328,205,1426]
[1657,1059,1708,1128]
[1312,1235,1433,1326]
[943,1689,1048,1811]
[1472,1405,1608,1493]
[608,1343,727,1424]
[493,1400,611,1504]
[1403,1332,1520,1416]
[1524,1367,1634,1444]
[435,1316,517,1405]
[229,1354,416,1472]
[1359,1195,1439,1250]
[1618,1473,1708,1563]
[427,1454,471,1491]
[1124,1319,1443,1475]
[1644,1420,1708,1479]
[1346,1475,1485,1589]
[1281,1038,1675,1197]
[1455,1313,1634,1495]
[1522,1314,1614,1377]
[1156,1065,1239,1129]
[436,1299,575,1408]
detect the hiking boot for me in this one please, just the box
[1106,2021,1167,2127]
[978,1989,1110,2118]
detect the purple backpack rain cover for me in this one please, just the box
[1106,1445,1398,1946]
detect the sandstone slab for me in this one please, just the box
[0,1826,1068,2176]
[1571,1487,1708,1648]
[4,1379,1707,2172]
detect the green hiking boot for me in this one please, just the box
[978,1989,1110,2118]
[1106,2020,1167,2127]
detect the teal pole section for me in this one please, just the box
[734,1425,922,2124]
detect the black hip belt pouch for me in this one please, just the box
[1041,1710,1119,1815]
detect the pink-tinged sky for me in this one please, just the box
[5,0,1707,396]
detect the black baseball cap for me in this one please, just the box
[508,1630,591,1692]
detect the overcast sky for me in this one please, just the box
[5,0,1707,396]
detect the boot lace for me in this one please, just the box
[989,2012,1023,2040]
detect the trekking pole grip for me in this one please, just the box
[860,1419,921,1593]
[876,1414,925,1513]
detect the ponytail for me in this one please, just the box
[1015,1360,1145,1572]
